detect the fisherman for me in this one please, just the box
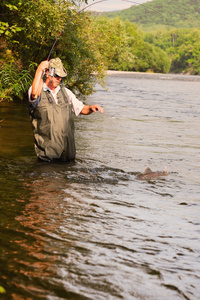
[28,58,103,162]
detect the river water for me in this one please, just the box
[0,72,200,299]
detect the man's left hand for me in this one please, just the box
[89,105,104,114]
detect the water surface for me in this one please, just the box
[0,73,200,299]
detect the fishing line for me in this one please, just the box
[47,0,108,61]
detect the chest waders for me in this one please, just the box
[30,87,76,162]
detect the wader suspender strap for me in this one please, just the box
[46,87,68,104]
[60,87,69,103]
[46,90,54,103]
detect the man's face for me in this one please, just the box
[46,71,62,89]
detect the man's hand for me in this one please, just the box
[89,105,104,114]
[81,105,104,115]
[38,60,50,72]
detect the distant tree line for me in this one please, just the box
[93,16,200,75]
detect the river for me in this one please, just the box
[0,72,200,299]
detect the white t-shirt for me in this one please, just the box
[28,83,84,116]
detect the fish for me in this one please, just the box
[136,166,168,180]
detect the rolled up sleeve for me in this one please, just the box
[28,86,40,108]
[64,88,84,116]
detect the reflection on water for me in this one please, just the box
[0,73,200,299]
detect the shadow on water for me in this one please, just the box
[0,102,34,159]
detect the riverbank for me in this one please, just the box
[106,70,200,81]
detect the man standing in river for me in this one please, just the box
[28,58,103,162]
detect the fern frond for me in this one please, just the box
[0,62,37,101]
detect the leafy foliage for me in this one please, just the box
[0,0,106,101]
[0,286,6,294]
[145,28,200,74]
[0,62,37,102]
[93,17,171,73]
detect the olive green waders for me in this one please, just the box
[30,87,76,162]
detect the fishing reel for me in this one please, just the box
[49,66,55,78]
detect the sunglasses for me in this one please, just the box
[54,74,61,78]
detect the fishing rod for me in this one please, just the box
[47,0,108,61]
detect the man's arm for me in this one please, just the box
[31,60,49,100]
[81,105,103,115]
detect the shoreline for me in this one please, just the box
[106,70,200,81]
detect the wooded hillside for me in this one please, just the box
[103,0,200,30]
